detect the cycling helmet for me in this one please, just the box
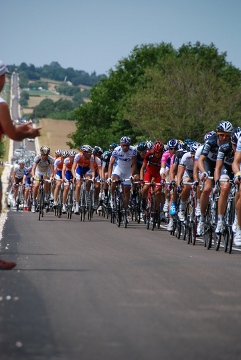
[109,143,118,151]
[216,120,233,133]
[81,145,93,153]
[40,145,50,155]
[93,146,103,156]
[55,149,62,156]
[18,159,25,164]
[153,140,164,153]
[145,140,153,150]
[167,139,179,149]
[204,131,216,141]
[189,143,198,154]
[231,127,241,145]
[182,139,193,151]
[120,136,131,144]
[69,150,76,156]
[137,142,147,152]
[62,150,69,157]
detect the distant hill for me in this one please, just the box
[7,61,107,88]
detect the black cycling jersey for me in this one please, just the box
[201,134,219,161]
[173,149,186,166]
[217,141,234,166]
[101,151,111,172]
[136,152,144,172]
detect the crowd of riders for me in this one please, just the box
[9,119,241,247]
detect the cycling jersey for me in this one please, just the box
[63,157,74,181]
[13,164,25,179]
[216,141,234,178]
[111,145,137,183]
[236,136,241,151]
[101,151,111,172]
[172,149,186,166]
[161,150,173,169]
[201,134,219,161]
[34,154,54,176]
[111,146,137,169]
[54,156,64,180]
[143,151,163,182]
[74,152,94,168]
[179,152,194,179]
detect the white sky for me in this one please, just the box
[2,0,241,75]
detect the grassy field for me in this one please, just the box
[38,118,77,152]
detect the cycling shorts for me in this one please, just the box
[144,172,162,186]
[76,166,89,180]
[55,169,62,180]
[65,170,73,181]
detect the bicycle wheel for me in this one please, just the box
[80,190,86,221]
[87,190,94,221]
[38,190,44,221]
[67,189,73,219]
[228,230,234,254]
[116,194,122,227]
[123,208,128,228]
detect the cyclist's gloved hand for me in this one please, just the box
[200,172,208,180]
[177,186,182,194]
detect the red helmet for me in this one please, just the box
[153,140,164,153]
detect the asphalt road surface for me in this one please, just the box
[1,210,241,360]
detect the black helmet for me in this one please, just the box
[137,142,147,152]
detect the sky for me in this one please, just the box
[2,0,241,75]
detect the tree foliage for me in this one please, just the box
[70,42,241,148]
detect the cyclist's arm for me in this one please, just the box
[214,159,223,183]
[232,150,241,175]
[31,163,36,177]
[140,161,146,180]
[169,163,177,182]
[131,156,137,176]
[197,154,206,174]
[177,165,185,186]
[108,156,116,178]
[89,162,95,179]
[50,164,54,178]
[62,163,67,180]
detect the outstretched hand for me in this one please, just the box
[17,121,42,138]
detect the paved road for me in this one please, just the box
[1,211,241,360]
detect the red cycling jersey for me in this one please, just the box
[143,150,163,183]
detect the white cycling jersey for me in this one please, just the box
[111,145,137,182]
[179,151,194,179]
[236,137,241,152]
[33,154,54,177]
[13,164,25,179]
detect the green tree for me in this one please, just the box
[71,42,241,148]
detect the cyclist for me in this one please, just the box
[177,143,198,221]
[71,145,95,214]
[166,141,188,231]
[132,142,148,204]
[12,159,26,207]
[231,127,241,245]
[108,136,137,209]
[101,143,118,204]
[22,164,33,209]
[31,146,54,213]
[214,134,235,233]
[62,150,76,213]
[92,146,103,209]
[197,120,233,235]
[140,140,165,214]
[161,139,179,214]
[53,149,64,208]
